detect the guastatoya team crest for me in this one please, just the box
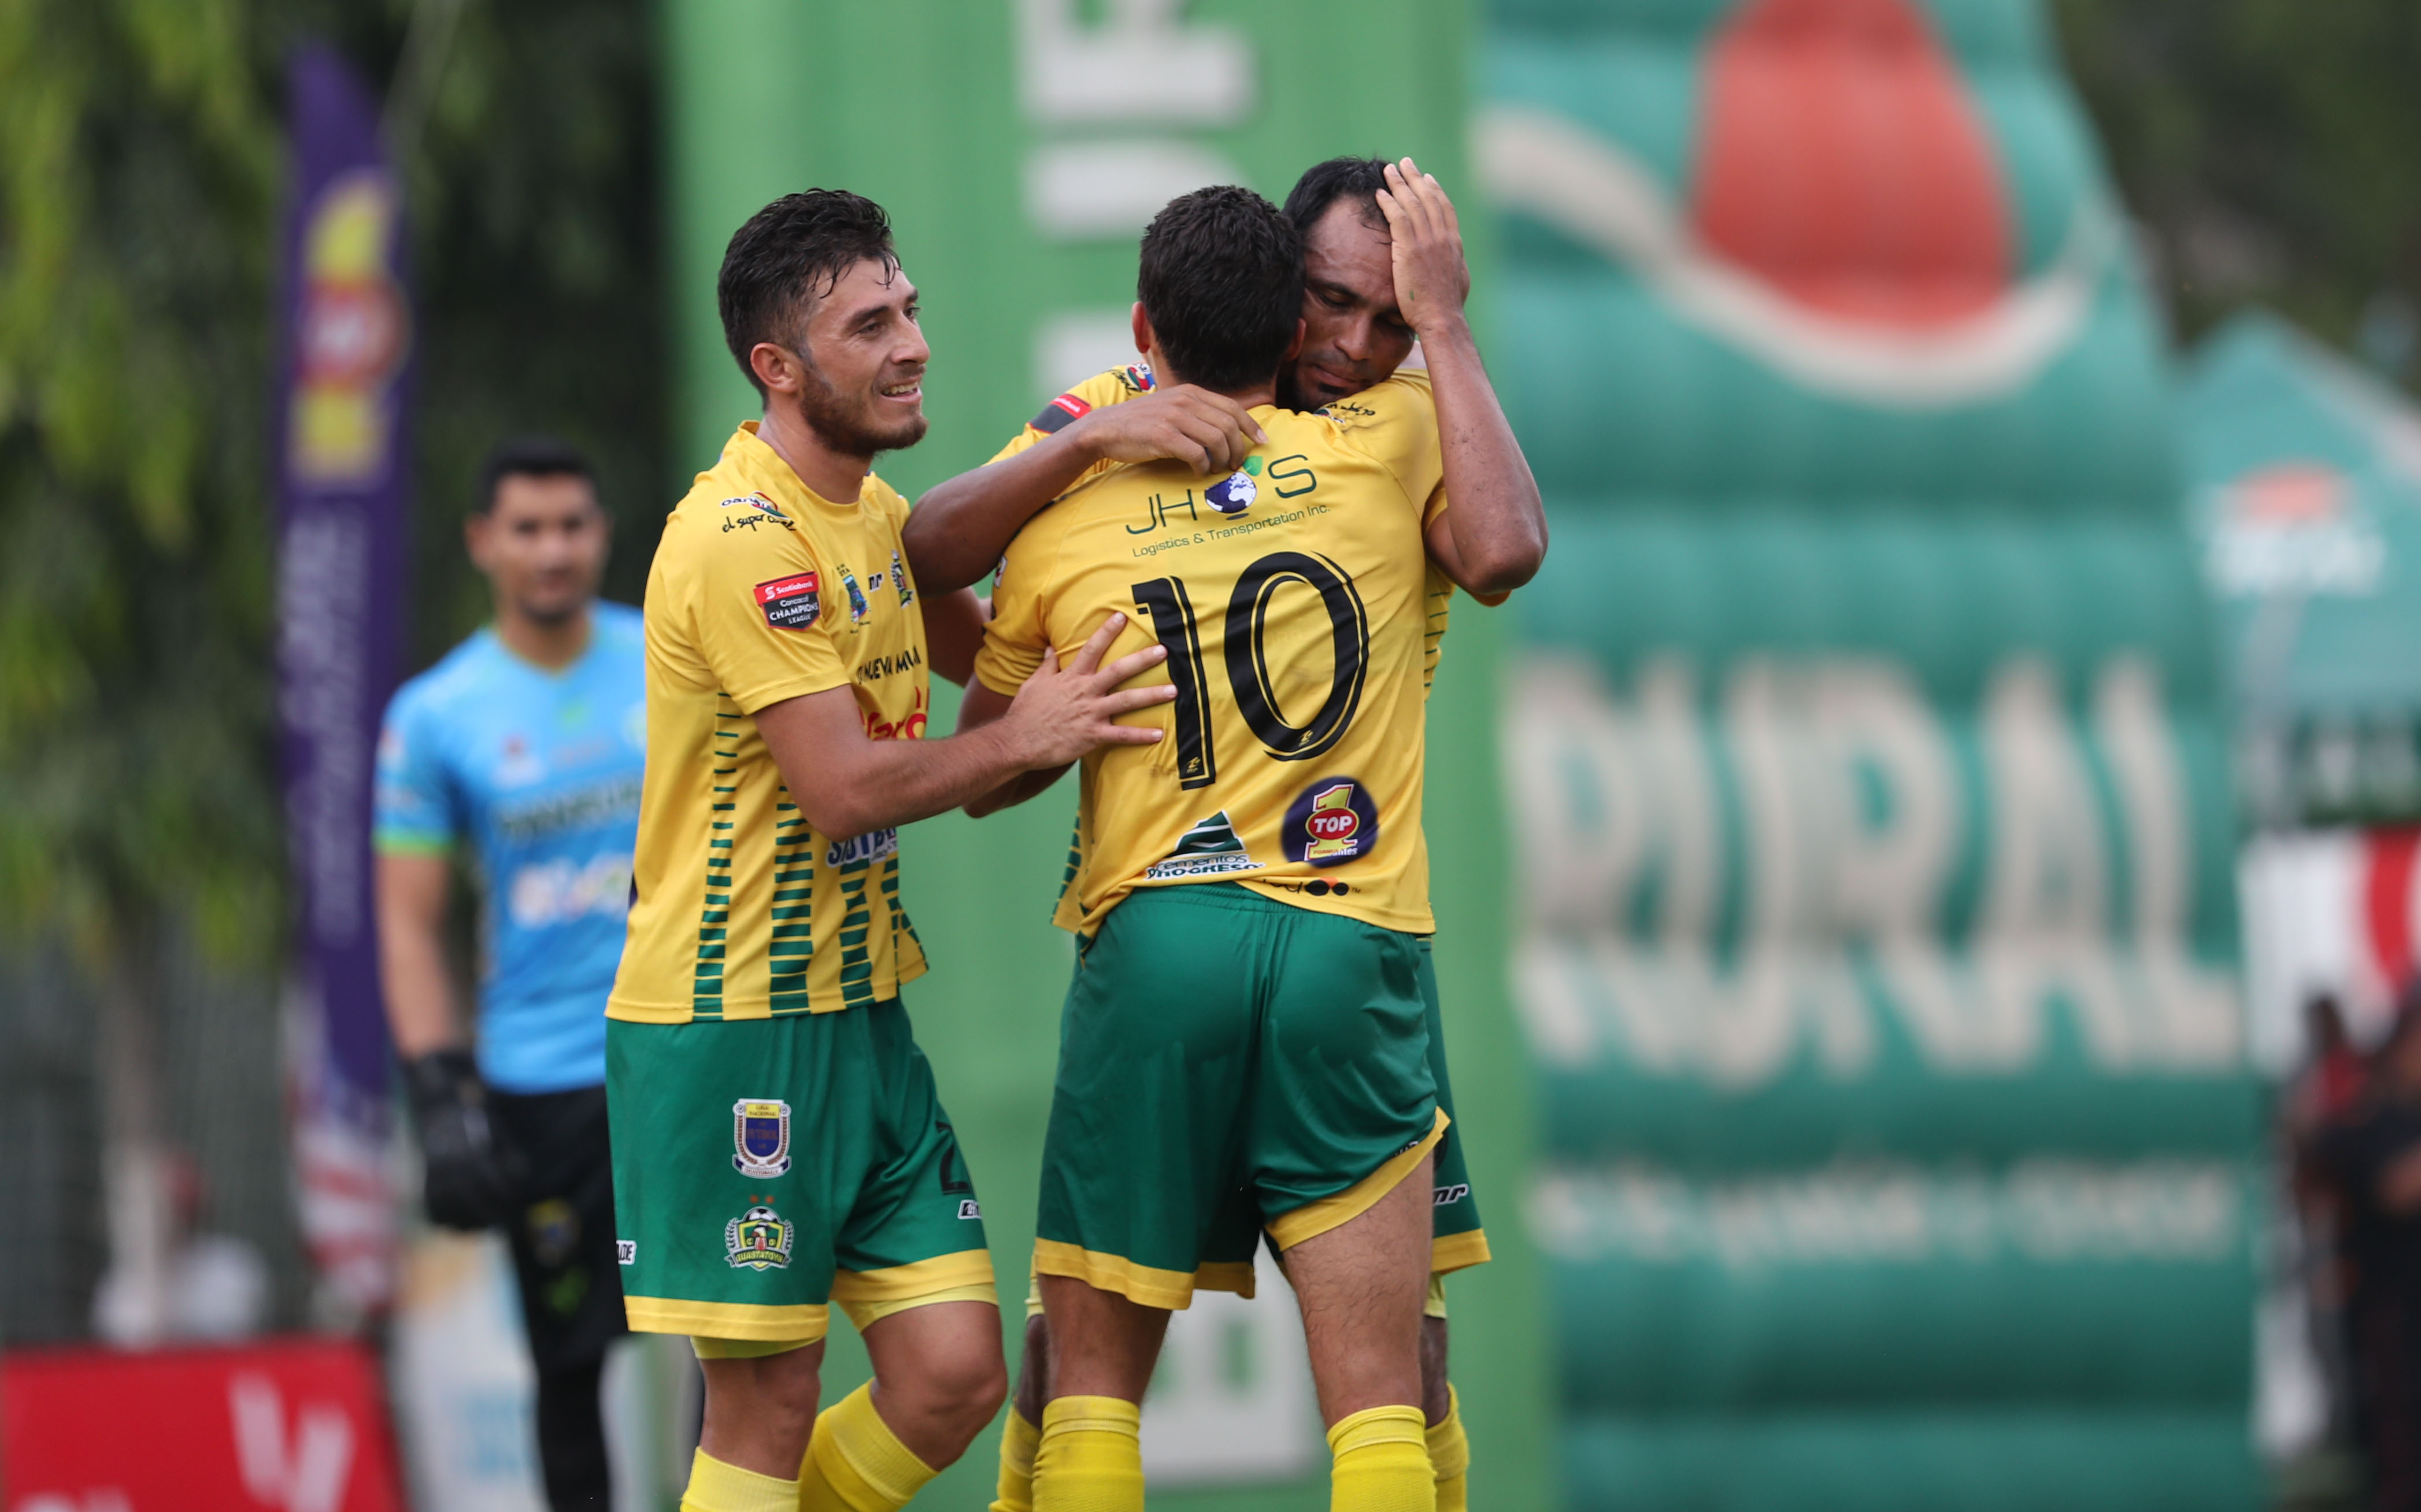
[725,1205,794,1271]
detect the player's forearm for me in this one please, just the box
[377,915,464,1058]
[1418,317,1548,595]
[905,438,1104,593]
[785,721,1038,839]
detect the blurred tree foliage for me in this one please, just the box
[2054,0,2421,381]
[0,0,665,966]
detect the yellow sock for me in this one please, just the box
[991,1406,1040,1512]
[797,1383,939,1512]
[1032,1395,1143,1512]
[1426,1387,1469,1512]
[1328,1404,1434,1512]
[683,1448,801,1512]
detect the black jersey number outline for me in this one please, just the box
[1132,551,1370,791]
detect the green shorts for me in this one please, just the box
[1417,937,1490,1276]
[1035,883,1447,1310]
[606,998,995,1346]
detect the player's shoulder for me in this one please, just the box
[1026,362,1157,436]
[1316,372,1435,432]
[387,630,501,731]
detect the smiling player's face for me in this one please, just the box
[1284,199,1417,410]
[791,257,930,458]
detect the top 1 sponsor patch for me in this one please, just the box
[756,572,821,630]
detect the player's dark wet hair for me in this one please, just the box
[718,190,900,399]
[473,436,594,516]
[1283,156,1392,239]
[1136,186,1303,392]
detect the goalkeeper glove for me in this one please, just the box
[403,1048,525,1231]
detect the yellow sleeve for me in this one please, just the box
[971,516,1059,699]
[985,365,1154,465]
[675,514,853,716]
[1329,372,1447,526]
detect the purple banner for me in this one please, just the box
[274,45,412,1308]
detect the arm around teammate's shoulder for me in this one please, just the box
[903,386,1269,594]
[754,613,1171,838]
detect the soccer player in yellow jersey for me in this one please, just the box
[606,191,1179,1512]
[953,183,1542,1512]
[906,158,1541,1512]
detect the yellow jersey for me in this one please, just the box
[993,363,1459,695]
[609,423,930,1024]
[974,377,1449,937]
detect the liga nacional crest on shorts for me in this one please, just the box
[732,1099,793,1177]
[725,1205,795,1270]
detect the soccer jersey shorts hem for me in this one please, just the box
[606,1000,990,1342]
[1034,883,1443,1311]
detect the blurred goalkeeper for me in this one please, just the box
[374,438,641,1510]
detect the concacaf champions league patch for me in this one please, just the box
[756,572,821,630]
[733,1099,791,1178]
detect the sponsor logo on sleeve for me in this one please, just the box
[1282,777,1379,867]
[1031,391,1093,434]
[732,1099,793,1178]
[616,1239,636,1265]
[725,1205,795,1270]
[1433,1183,1471,1207]
[958,1199,983,1221]
[756,572,822,629]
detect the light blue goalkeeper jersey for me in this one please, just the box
[374,603,646,1092]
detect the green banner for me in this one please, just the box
[663,4,1552,1509]
[1478,0,2258,1505]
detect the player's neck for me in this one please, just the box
[756,405,869,505]
[494,599,593,672]
[1153,350,1275,412]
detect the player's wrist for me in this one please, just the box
[1411,307,1474,347]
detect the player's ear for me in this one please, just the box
[1130,301,1152,358]
[1282,316,1306,365]
[464,509,493,572]
[749,340,803,398]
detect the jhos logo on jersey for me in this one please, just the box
[1283,777,1379,866]
[732,1099,792,1179]
[1206,457,1264,514]
[1127,456,1319,535]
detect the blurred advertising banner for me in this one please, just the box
[1,1338,405,1512]
[1481,0,2257,1507]
[274,45,413,1318]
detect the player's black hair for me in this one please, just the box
[1282,156,1393,239]
[717,190,900,399]
[473,436,595,515]
[1135,186,1303,392]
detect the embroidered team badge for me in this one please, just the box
[725,1205,795,1270]
[756,572,821,630]
[732,1099,792,1178]
[838,563,872,622]
[1282,777,1379,866]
